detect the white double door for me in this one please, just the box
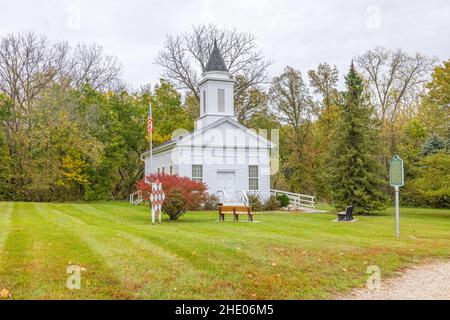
[217,171,237,202]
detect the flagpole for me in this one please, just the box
[150,106,153,175]
[149,102,154,225]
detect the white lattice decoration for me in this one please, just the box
[150,180,165,224]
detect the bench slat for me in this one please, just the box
[221,206,250,211]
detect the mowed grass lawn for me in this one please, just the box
[0,202,449,300]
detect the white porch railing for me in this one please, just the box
[242,189,249,206]
[270,189,315,208]
[129,191,143,205]
[216,189,250,206]
[216,190,228,204]
[215,189,315,208]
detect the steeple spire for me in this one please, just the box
[205,39,228,72]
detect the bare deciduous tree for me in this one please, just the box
[0,32,122,133]
[0,32,55,131]
[269,66,315,153]
[355,47,436,123]
[233,75,267,124]
[71,44,121,90]
[355,47,436,156]
[156,24,271,118]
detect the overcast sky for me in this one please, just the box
[1,0,449,89]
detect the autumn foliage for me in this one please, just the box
[136,173,207,220]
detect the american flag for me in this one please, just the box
[147,102,153,135]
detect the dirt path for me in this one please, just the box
[342,260,450,300]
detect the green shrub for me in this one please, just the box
[276,194,290,207]
[263,196,282,211]
[248,194,263,211]
[161,189,186,219]
[404,151,450,207]
[202,193,219,210]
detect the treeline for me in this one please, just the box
[0,32,191,201]
[263,56,449,209]
[0,27,449,208]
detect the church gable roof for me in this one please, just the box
[205,40,228,72]
[178,117,274,148]
[142,117,274,157]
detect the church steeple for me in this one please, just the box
[196,40,236,129]
[205,40,228,72]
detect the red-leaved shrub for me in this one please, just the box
[135,173,207,220]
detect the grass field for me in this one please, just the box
[0,202,449,300]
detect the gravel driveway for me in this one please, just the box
[342,260,450,300]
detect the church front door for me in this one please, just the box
[217,171,237,202]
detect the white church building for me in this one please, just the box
[142,42,274,204]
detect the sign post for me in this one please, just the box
[150,179,165,225]
[389,155,404,239]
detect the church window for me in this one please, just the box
[249,165,259,190]
[203,91,206,113]
[218,89,225,112]
[192,165,203,183]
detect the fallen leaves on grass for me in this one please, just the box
[0,289,11,299]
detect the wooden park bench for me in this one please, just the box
[337,205,355,222]
[219,205,254,222]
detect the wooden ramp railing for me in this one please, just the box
[270,189,315,208]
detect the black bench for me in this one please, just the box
[337,205,354,222]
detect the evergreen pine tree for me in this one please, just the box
[421,135,446,156]
[329,63,386,213]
